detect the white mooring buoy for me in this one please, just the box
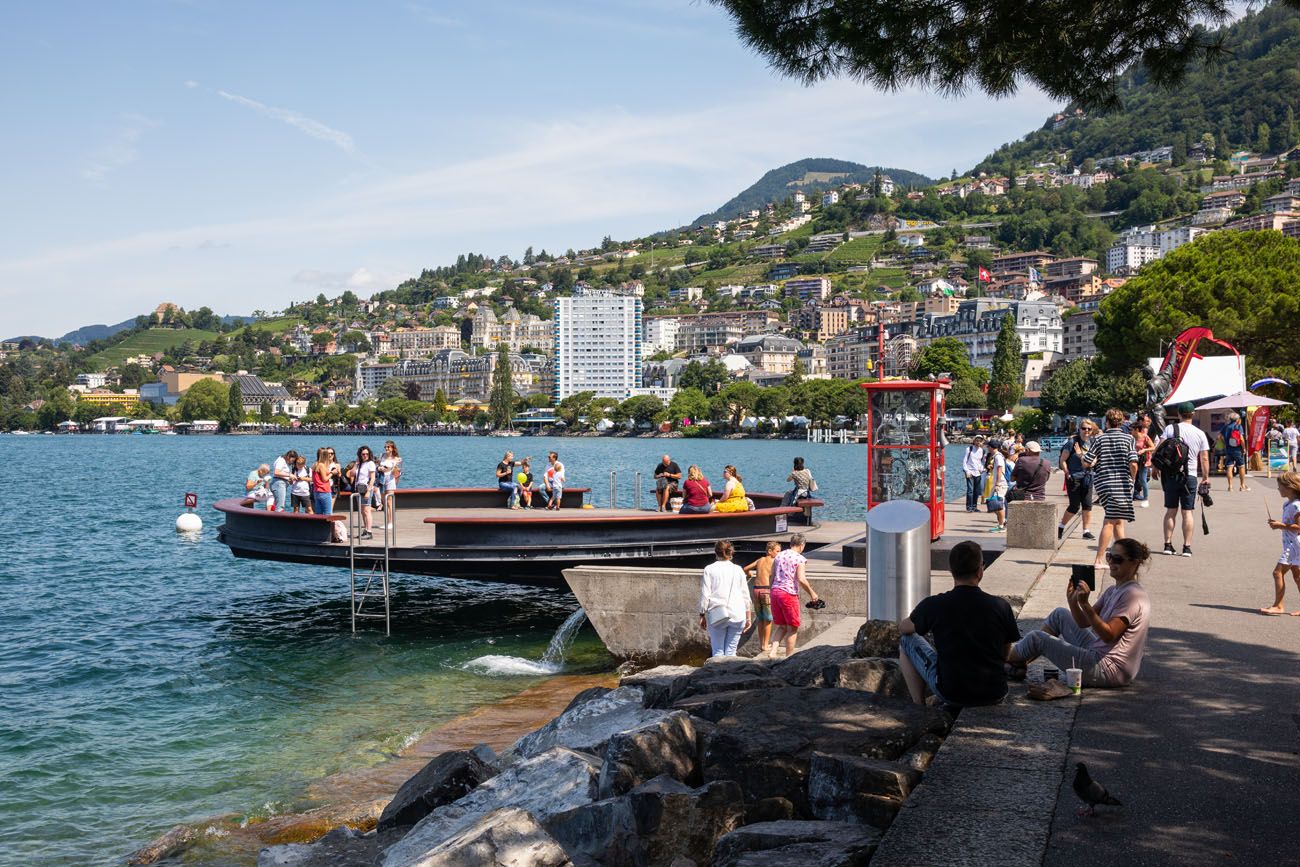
[177,491,202,533]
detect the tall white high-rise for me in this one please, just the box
[553,288,643,401]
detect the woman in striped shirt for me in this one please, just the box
[1083,409,1140,568]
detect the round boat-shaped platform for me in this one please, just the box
[215,487,822,583]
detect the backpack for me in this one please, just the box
[1228,423,1243,447]
[1152,424,1190,480]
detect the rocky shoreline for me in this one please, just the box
[238,623,952,867]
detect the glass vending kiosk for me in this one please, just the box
[860,380,950,540]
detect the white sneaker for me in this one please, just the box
[1140,500,1149,509]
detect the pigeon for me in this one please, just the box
[1072,762,1122,816]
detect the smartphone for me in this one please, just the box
[1071,564,1096,592]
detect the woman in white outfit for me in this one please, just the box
[698,540,753,657]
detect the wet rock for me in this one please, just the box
[701,688,947,815]
[409,807,571,867]
[744,797,795,824]
[502,686,663,763]
[126,824,198,864]
[547,776,742,867]
[378,750,498,831]
[597,710,697,798]
[807,752,922,828]
[712,820,882,867]
[563,686,613,713]
[820,658,909,699]
[470,743,499,769]
[257,825,404,867]
[767,644,854,687]
[898,732,943,773]
[852,620,900,659]
[382,747,599,867]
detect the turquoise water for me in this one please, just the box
[0,434,964,865]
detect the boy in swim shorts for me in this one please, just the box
[744,541,780,655]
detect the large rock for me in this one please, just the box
[807,752,921,828]
[620,665,695,708]
[712,820,882,867]
[640,661,779,709]
[378,750,498,831]
[852,621,900,659]
[382,748,599,867]
[701,688,947,815]
[501,686,664,763]
[597,710,697,798]
[819,658,909,699]
[257,826,406,867]
[563,686,613,713]
[767,644,854,687]
[670,689,754,723]
[547,776,743,867]
[897,733,943,773]
[407,807,571,867]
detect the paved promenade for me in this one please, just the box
[802,477,1300,865]
[1041,480,1300,866]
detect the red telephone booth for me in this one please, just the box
[860,380,950,540]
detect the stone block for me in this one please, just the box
[378,750,498,831]
[1006,500,1058,550]
[807,752,921,829]
[852,620,900,659]
[820,658,909,698]
[768,644,854,686]
[502,686,662,763]
[408,807,571,867]
[597,710,697,798]
[712,820,881,867]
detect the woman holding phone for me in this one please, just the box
[1006,538,1152,687]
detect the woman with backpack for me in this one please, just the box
[1083,409,1140,568]
[1221,412,1249,493]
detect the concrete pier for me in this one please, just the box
[562,505,1031,661]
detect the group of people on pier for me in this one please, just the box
[493,451,567,510]
[650,454,816,515]
[244,441,402,539]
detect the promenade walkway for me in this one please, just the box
[806,478,1299,865]
[1041,481,1300,866]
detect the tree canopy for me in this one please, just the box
[988,313,1024,412]
[708,0,1287,108]
[178,378,229,422]
[1094,231,1300,384]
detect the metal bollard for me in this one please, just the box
[634,471,642,511]
[865,500,931,621]
[609,470,617,510]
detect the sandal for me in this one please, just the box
[1005,662,1028,682]
[1028,680,1074,701]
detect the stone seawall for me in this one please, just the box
[252,632,956,867]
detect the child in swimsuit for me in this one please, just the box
[744,540,781,655]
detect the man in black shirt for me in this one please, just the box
[653,454,682,512]
[898,541,1021,708]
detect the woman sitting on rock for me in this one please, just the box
[1007,538,1152,689]
[712,465,749,513]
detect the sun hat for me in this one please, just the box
[1026,441,1041,453]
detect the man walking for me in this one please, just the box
[1058,420,1097,541]
[898,540,1021,709]
[1285,420,1299,471]
[963,435,986,512]
[653,453,681,512]
[1157,402,1210,557]
[1221,412,1249,492]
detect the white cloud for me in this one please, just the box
[82,113,159,181]
[405,2,462,27]
[9,79,1057,333]
[184,79,199,88]
[216,89,358,156]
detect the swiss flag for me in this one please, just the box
[978,267,992,283]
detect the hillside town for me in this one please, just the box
[4,137,1300,434]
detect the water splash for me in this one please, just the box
[462,609,587,677]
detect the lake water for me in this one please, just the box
[0,434,966,865]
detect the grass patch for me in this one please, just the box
[89,328,220,368]
[229,316,301,337]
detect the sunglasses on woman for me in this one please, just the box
[1104,552,1129,564]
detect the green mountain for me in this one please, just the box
[693,158,933,225]
[975,2,1300,172]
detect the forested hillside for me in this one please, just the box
[693,158,931,224]
[975,3,1300,172]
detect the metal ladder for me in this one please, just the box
[347,491,396,635]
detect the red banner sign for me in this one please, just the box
[184,492,198,509]
[1248,407,1270,454]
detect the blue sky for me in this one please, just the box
[2,0,1059,337]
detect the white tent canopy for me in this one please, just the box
[1195,391,1292,410]
[1150,355,1246,406]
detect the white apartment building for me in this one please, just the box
[822,191,840,206]
[553,288,643,401]
[783,277,832,303]
[644,317,680,356]
[76,372,108,388]
[1104,243,1161,275]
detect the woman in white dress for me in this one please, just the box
[698,540,753,657]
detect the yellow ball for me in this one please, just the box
[516,472,528,485]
